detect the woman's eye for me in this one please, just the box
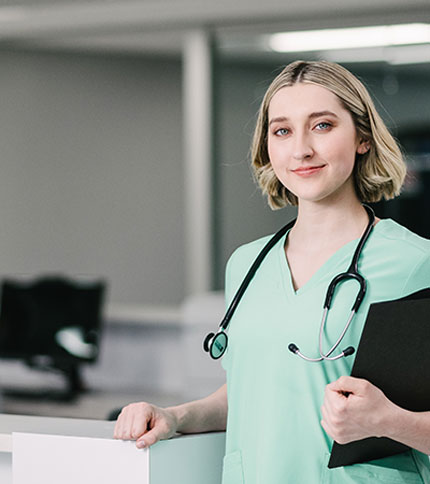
[274,128,289,136]
[315,122,332,130]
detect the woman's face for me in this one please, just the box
[267,82,368,206]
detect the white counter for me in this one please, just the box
[0,413,115,452]
[0,414,225,484]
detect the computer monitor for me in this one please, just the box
[0,275,106,398]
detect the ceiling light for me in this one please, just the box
[269,23,430,53]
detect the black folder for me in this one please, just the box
[328,288,430,469]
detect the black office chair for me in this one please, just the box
[0,275,106,400]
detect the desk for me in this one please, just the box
[0,414,225,484]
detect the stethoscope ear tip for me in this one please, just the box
[288,343,299,354]
[342,346,355,357]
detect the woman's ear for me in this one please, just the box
[357,140,370,155]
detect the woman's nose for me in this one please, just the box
[292,133,314,160]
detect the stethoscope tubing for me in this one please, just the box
[204,205,375,361]
[203,218,295,359]
[320,309,356,358]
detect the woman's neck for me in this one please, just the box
[290,198,369,251]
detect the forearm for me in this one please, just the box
[167,383,228,434]
[383,406,430,454]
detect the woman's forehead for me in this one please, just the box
[268,83,346,118]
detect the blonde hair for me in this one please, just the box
[251,60,407,209]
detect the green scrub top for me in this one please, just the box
[221,219,430,484]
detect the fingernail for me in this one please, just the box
[136,440,146,449]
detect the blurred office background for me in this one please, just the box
[0,0,428,419]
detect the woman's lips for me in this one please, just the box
[292,165,325,177]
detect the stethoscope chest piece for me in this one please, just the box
[203,331,228,359]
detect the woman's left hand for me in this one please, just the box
[321,376,397,444]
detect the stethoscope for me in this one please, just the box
[203,205,375,361]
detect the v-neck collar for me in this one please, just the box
[277,219,387,298]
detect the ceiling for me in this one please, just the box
[0,0,429,65]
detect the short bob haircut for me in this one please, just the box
[251,60,407,209]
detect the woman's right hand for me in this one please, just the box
[113,385,228,449]
[113,402,179,449]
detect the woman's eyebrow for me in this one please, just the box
[309,110,339,119]
[268,116,288,126]
[268,111,339,126]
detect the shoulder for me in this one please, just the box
[226,234,274,278]
[376,219,430,255]
[224,233,277,302]
[374,219,430,294]
[372,219,430,270]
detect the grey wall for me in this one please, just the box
[0,50,185,306]
[0,49,429,305]
[350,65,430,131]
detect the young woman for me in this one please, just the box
[114,61,430,483]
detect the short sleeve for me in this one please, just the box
[402,252,430,296]
[220,236,273,370]
[224,252,235,310]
